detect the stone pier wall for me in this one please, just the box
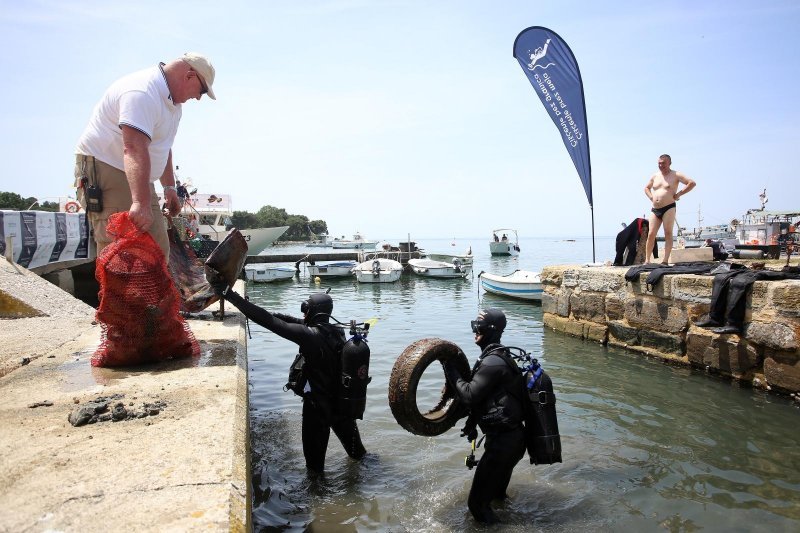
[541,265,800,395]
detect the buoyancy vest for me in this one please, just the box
[471,346,525,434]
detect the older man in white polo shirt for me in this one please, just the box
[74,52,216,259]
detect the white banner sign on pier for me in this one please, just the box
[0,210,93,269]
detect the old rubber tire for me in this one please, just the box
[388,338,471,436]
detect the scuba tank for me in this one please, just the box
[523,358,562,465]
[492,346,563,465]
[338,320,372,419]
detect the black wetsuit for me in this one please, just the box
[708,267,800,330]
[445,344,526,524]
[223,290,366,473]
[614,218,657,266]
[625,261,724,288]
[651,202,676,219]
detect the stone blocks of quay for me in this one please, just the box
[541,265,800,394]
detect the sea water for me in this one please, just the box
[247,237,800,532]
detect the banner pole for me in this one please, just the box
[591,205,596,263]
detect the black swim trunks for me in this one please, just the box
[651,202,676,220]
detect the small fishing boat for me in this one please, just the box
[353,258,403,283]
[426,246,473,266]
[489,229,520,256]
[306,260,358,277]
[479,270,542,301]
[331,232,379,250]
[305,225,331,247]
[306,233,331,248]
[408,258,471,279]
[244,265,296,283]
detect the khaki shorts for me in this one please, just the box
[74,155,170,261]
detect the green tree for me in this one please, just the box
[256,205,289,228]
[308,220,328,236]
[230,210,259,229]
[0,192,63,212]
[283,214,310,240]
[0,191,37,210]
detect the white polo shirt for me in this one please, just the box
[76,64,182,182]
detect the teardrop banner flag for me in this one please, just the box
[513,26,596,260]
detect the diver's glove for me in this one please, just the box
[460,424,478,442]
[208,276,230,297]
[442,359,462,387]
[211,281,230,297]
[205,266,231,297]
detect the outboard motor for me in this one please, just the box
[371,259,381,277]
[339,320,372,419]
[453,258,463,273]
[523,359,562,464]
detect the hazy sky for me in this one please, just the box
[1,0,797,240]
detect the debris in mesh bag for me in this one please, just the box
[92,212,200,367]
[167,217,220,313]
[67,394,168,427]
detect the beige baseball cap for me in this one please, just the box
[182,52,216,100]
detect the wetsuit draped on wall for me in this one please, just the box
[614,218,657,266]
[626,263,800,332]
[703,267,800,331]
[624,261,723,288]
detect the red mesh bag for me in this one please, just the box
[92,212,200,367]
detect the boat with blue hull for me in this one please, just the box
[306,260,358,277]
[479,270,542,301]
[244,265,296,283]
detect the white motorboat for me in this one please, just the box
[479,270,542,301]
[331,232,378,250]
[306,260,358,278]
[408,258,471,279]
[426,246,473,266]
[489,229,520,256]
[244,265,296,283]
[681,205,739,248]
[177,193,289,255]
[353,258,403,283]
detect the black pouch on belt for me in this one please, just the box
[81,157,103,212]
[85,184,103,212]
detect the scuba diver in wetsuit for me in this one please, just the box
[212,285,367,474]
[443,308,526,524]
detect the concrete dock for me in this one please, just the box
[0,257,250,531]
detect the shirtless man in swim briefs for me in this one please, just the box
[644,154,696,264]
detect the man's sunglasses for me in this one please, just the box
[192,70,208,95]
